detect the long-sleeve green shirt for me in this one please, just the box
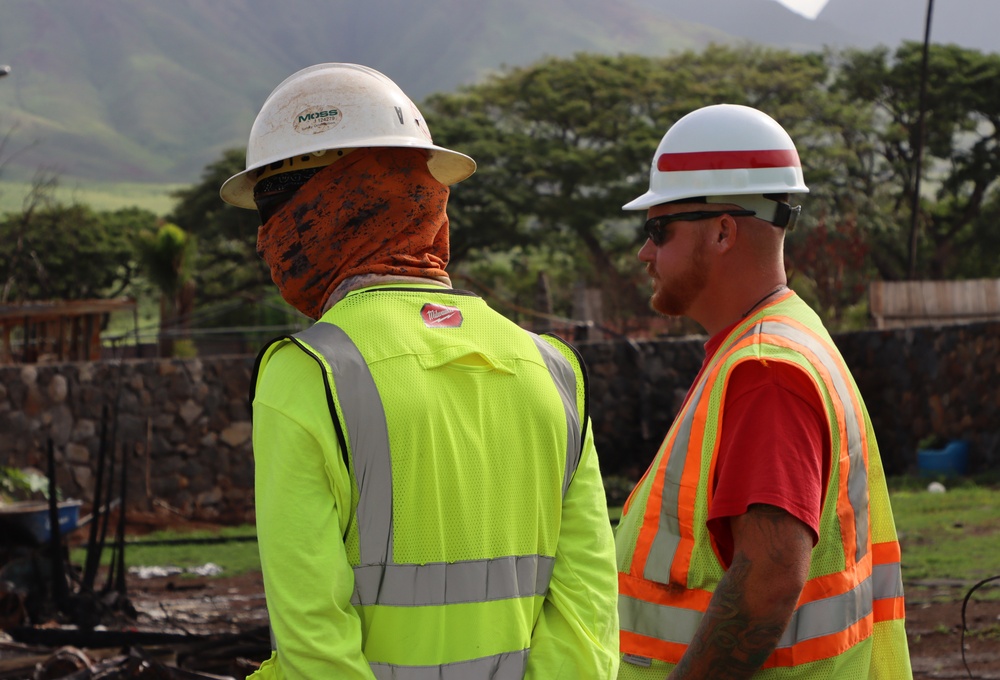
[248,284,619,679]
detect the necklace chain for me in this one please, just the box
[741,284,787,318]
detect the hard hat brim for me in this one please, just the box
[622,184,809,212]
[220,144,476,210]
[622,190,667,212]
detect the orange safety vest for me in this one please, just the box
[616,292,912,678]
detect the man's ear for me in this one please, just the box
[713,214,738,253]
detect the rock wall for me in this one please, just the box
[578,321,1000,481]
[0,358,255,523]
[1,321,997,521]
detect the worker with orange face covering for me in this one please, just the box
[220,63,620,680]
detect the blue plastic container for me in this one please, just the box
[917,439,969,477]
[0,500,82,544]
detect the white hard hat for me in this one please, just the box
[623,104,808,211]
[221,63,476,209]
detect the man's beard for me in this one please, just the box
[648,240,708,317]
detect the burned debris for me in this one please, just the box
[1,431,268,679]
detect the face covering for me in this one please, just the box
[255,147,451,319]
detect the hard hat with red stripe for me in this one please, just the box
[623,104,809,213]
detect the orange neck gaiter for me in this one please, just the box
[257,147,451,319]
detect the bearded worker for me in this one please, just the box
[220,63,620,679]
[614,104,912,680]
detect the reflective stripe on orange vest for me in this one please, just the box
[617,295,906,669]
[621,555,903,649]
[629,315,869,586]
[758,318,869,560]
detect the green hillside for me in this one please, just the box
[0,180,182,217]
[4,1,986,216]
[0,0,746,188]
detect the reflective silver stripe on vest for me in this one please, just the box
[296,322,576,612]
[642,374,712,583]
[618,595,703,644]
[620,574,875,648]
[295,323,394,567]
[531,335,582,497]
[872,560,905,601]
[757,321,870,561]
[370,649,528,680]
[777,576,872,646]
[641,318,870,586]
[353,554,556,607]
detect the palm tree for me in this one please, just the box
[136,222,196,357]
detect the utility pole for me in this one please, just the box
[907,0,934,279]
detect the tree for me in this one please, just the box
[834,43,1000,280]
[424,52,678,327]
[0,176,154,303]
[423,47,862,330]
[785,217,872,328]
[168,148,272,304]
[136,222,196,357]
[168,148,305,342]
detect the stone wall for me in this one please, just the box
[0,357,256,523]
[578,320,1000,480]
[1,320,997,521]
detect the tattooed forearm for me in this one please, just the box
[668,505,811,680]
[670,552,787,679]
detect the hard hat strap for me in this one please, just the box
[706,195,801,230]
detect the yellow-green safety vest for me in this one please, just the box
[252,286,596,679]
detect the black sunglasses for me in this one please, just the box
[643,210,756,246]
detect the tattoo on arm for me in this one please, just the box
[672,553,785,679]
[669,505,810,680]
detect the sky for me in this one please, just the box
[773,0,829,19]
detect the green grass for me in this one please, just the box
[0,180,183,217]
[101,295,162,348]
[66,480,998,591]
[70,525,260,577]
[891,484,1000,604]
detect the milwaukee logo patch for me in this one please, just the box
[421,303,463,328]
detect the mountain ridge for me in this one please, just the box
[0,0,995,187]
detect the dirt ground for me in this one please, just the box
[905,589,1000,679]
[4,508,997,679]
[118,569,1000,679]
[3,571,998,678]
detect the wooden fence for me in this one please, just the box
[0,298,136,364]
[869,279,1000,329]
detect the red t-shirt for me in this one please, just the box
[699,321,831,567]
